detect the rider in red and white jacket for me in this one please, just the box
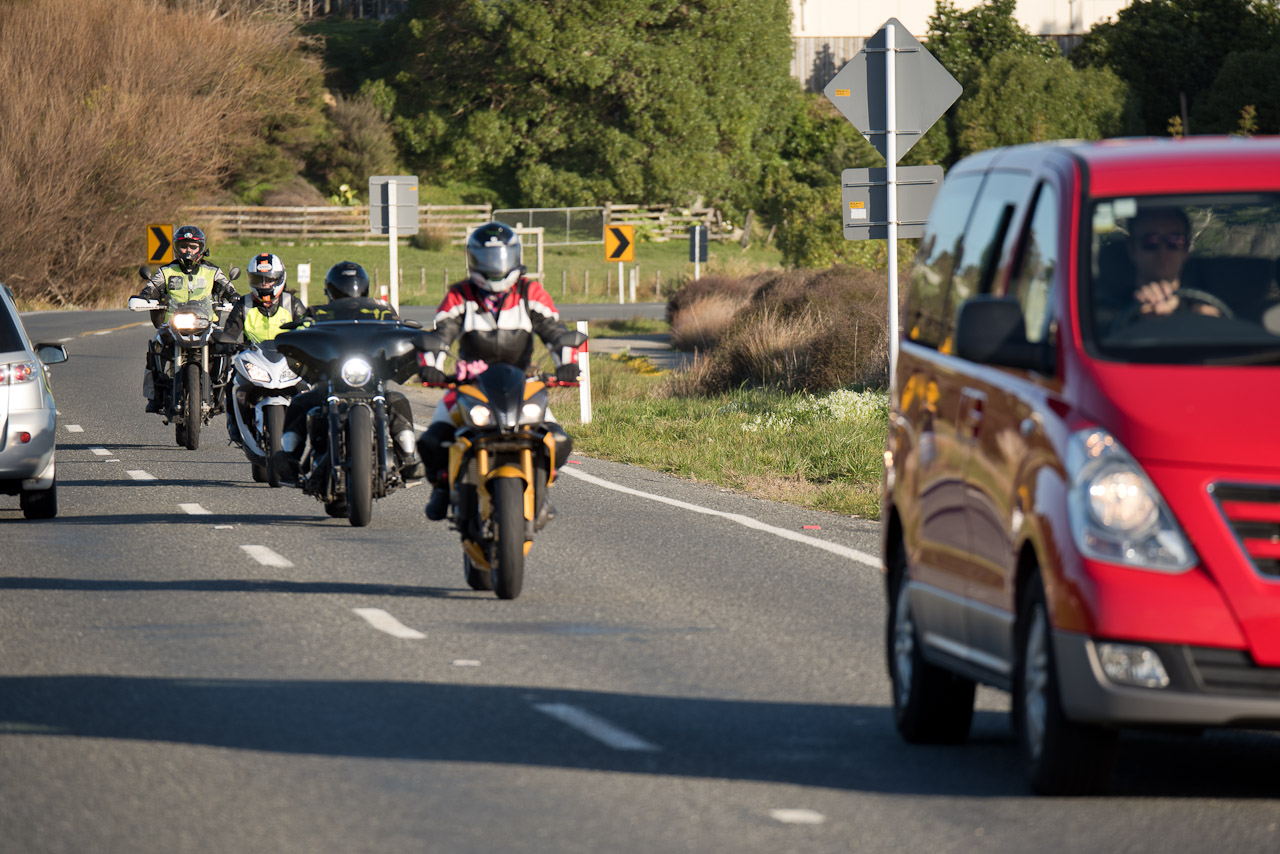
[417,221,581,522]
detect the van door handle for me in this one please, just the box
[960,388,986,439]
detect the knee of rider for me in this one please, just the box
[394,429,418,455]
[280,431,304,454]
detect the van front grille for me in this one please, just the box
[1209,483,1280,580]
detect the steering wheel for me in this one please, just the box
[1114,286,1235,328]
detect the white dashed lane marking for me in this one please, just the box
[180,504,212,515]
[533,703,660,752]
[126,470,156,481]
[91,448,110,456]
[240,545,293,568]
[65,424,83,433]
[353,608,426,639]
[769,809,826,825]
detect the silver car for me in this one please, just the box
[0,283,67,519]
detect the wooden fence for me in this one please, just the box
[183,203,735,244]
[180,204,494,242]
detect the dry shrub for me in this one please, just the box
[664,265,891,394]
[0,0,321,305]
[409,225,453,252]
[666,273,766,350]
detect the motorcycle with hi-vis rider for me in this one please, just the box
[419,329,587,600]
[128,265,240,450]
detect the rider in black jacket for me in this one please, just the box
[270,261,425,482]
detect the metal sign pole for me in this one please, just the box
[694,227,701,281]
[885,22,899,394]
[388,180,399,310]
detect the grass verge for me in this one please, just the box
[551,354,888,520]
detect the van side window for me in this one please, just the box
[904,173,982,348]
[948,171,1034,324]
[1008,183,1059,343]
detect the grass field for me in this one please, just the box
[218,236,785,306]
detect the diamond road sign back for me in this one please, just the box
[823,18,960,163]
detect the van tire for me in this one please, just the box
[1015,572,1118,795]
[886,543,975,744]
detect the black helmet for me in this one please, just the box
[466,221,523,293]
[247,252,287,314]
[173,225,207,274]
[324,260,369,300]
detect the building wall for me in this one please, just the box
[789,0,1131,37]
[790,1,1131,92]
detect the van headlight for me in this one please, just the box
[1067,429,1196,572]
[340,357,372,387]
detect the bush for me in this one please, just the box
[664,266,890,394]
[408,225,453,252]
[0,0,325,305]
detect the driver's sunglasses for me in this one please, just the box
[175,241,201,255]
[1138,232,1188,251]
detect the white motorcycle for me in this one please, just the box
[227,339,307,487]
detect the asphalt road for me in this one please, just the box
[3,308,1280,853]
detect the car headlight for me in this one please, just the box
[340,357,373,387]
[1066,429,1195,572]
[245,363,271,384]
[171,312,201,331]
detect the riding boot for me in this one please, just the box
[394,429,426,480]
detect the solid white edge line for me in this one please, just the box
[533,702,660,752]
[126,470,156,481]
[179,503,212,515]
[240,544,294,568]
[558,466,879,568]
[352,608,426,640]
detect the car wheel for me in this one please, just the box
[1014,572,1118,795]
[886,543,975,743]
[20,477,57,520]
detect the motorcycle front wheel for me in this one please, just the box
[346,405,373,527]
[182,362,201,450]
[265,405,285,488]
[490,476,527,600]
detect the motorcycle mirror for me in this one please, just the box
[138,265,153,280]
[228,266,242,281]
[402,319,424,329]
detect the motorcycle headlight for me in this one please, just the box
[280,365,299,382]
[463,399,492,427]
[1066,429,1195,573]
[245,362,271,384]
[171,312,200,331]
[340,357,373,387]
[520,400,546,424]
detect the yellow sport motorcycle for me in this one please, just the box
[431,355,582,600]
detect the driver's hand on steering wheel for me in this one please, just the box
[1135,281,1221,317]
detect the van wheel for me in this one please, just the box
[886,544,975,743]
[1014,573,1118,795]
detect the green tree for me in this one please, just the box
[1071,0,1280,136]
[371,0,796,214]
[956,53,1133,156]
[1194,45,1280,134]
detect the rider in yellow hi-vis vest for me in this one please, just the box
[134,225,238,413]
[220,252,306,444]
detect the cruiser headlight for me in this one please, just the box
[245,363,271,384]
[1067,429,1195,572]
[171,312,199,331]
[340,357,373,387]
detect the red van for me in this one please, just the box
[881,136,1280,794]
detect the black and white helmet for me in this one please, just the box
[247,252,287,312]
[173,225,207,274]
[466,221,523,293]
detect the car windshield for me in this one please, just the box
[1086,193,1280,364]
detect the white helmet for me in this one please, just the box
[247,252,287,313]
[466,222,523,293]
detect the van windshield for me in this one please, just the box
[1087,193,1280,364]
